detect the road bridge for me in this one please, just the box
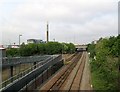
[75,45,87,52]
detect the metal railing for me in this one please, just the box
[19,58,64,91]
[0,55,62,91]
[0,56,52,90]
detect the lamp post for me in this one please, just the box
[19,34,22,47]
[18,34,22,73]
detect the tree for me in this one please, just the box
[88,36,119,90]
[6,48,19,57]
[87,43,96,58]
[6,42,76,56]
[45,42,62,54]
[38,43,46,54]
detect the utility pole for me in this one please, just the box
[18,34,22,73]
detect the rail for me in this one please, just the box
[39,52,83,91]
[48,53,82,90]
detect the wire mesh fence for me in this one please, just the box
[2,55,51,67]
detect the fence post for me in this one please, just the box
[47,68,48,79]
[42,72,43,83]
[10,66,13,82]
[35,74,37,89]
[34,62,36,69]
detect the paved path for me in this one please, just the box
[80,52,92,90]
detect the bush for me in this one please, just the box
[88,35,119,90]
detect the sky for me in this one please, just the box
[0,0,119,45]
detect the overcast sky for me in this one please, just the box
[0,0,118,45]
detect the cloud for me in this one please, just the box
[1,0,118,45]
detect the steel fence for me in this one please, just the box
[0,55,62,92]
[20,59,64,92]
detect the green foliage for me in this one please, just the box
[88,35,119,90]
[37,43,46,54]
[19,44,28,56]
[87,43,96,58]
[45,42,62,54]
[104,36,118,57]
[6,42,76,56]
[91,71,108,90]
[64,43,75,53]
[6,48,19,57]
[61,43,68,53]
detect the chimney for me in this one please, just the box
[46,21,49,43]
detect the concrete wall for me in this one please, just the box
[0,49,6,57]
[0,49,2,88]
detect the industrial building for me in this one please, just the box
[27,39,46,44]
[27,22,49,44]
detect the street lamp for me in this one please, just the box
[19,34,22,47]
[18,34,22,73]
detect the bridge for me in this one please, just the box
[75,45,87,52]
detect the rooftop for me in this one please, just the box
[0,47,5,50]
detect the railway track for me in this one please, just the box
[39,52,86,91]
[65,52,77,61]
[62,52,86,91]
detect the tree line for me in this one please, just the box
[87,35,120,90]
[6,42,75,57]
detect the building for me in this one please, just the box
[0,47,6,57]
[27,39,46,44]
[6,45,19,49]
